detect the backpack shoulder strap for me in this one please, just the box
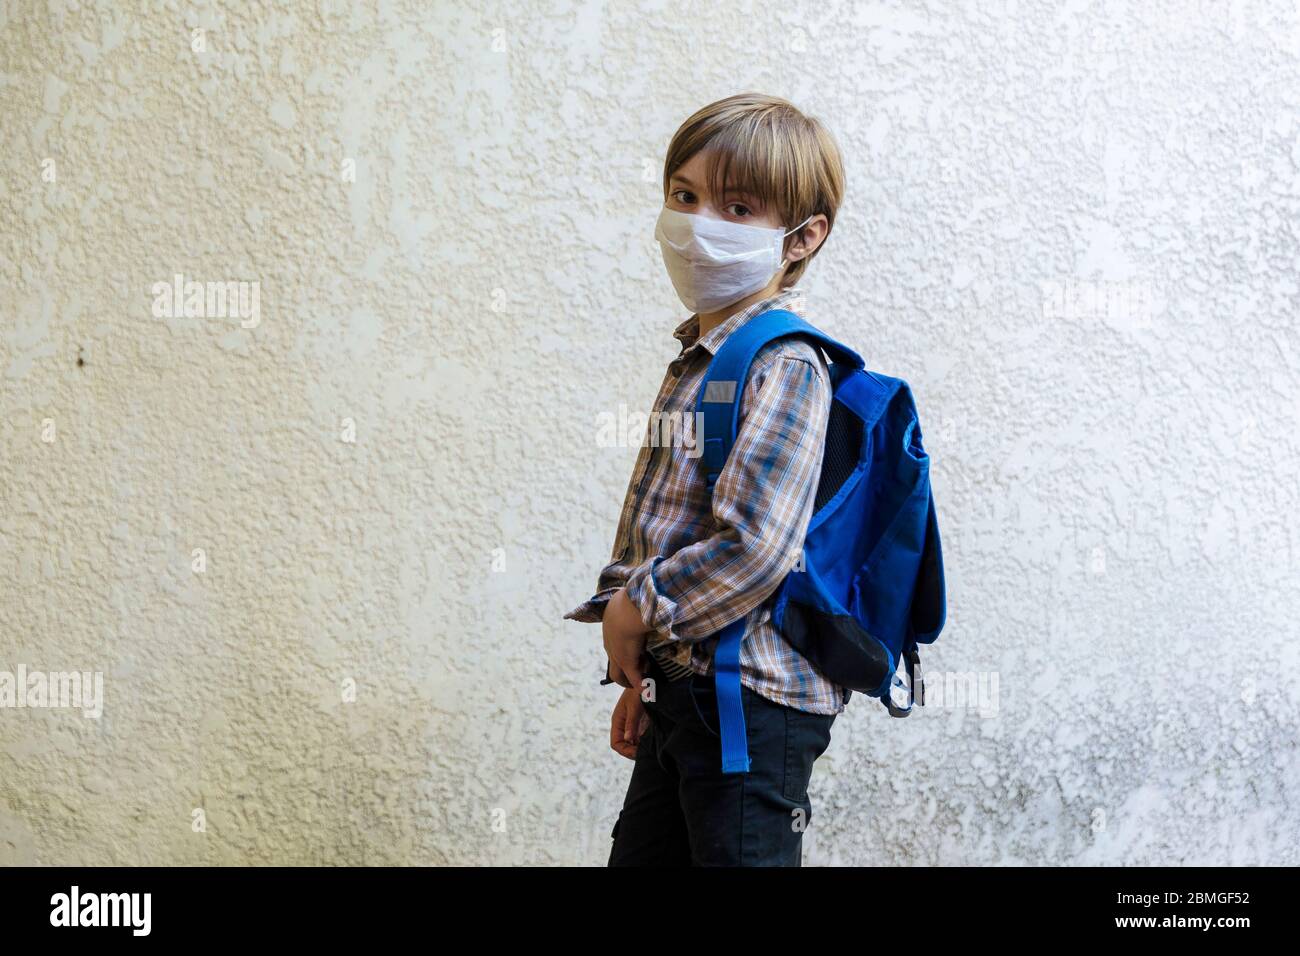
[694,308,864,775]
[695,308,863,493]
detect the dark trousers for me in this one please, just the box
[608,655,836,866]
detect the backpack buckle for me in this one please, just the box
[908,648,924,707]
[885,674,913,717]
[884,649,923,717]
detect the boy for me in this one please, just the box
[564,93,847,866]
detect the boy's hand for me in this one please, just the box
[610,687,650,760]
[602,587,650,689]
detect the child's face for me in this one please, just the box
[665,150,783,231]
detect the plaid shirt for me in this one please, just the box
[564,288,847,715]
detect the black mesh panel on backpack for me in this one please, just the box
[812,398,862,513]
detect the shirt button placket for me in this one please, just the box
[617,364,683,559]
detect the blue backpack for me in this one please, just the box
[698,308,947,773]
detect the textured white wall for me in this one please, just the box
[1,0,1298,866]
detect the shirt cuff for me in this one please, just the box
[563,587,619,623]
[623,556,681,638]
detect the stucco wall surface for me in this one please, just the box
[1,0,1298,865]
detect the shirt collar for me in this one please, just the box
[671,287,807,359]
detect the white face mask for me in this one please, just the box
[654,207,814,314]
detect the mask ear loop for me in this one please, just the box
[778,213,816,270]
[783,213,815,238]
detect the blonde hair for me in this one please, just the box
[662,93,846,288]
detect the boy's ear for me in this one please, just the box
[787,214,830,262]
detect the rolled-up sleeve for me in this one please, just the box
[622,350,831,642]
[562,586,620,624]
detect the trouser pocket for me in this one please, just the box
[782,710,835,803]
[685,674,721,738]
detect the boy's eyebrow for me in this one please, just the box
[669,173,760,201]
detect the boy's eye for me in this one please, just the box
[726,202,753,218]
